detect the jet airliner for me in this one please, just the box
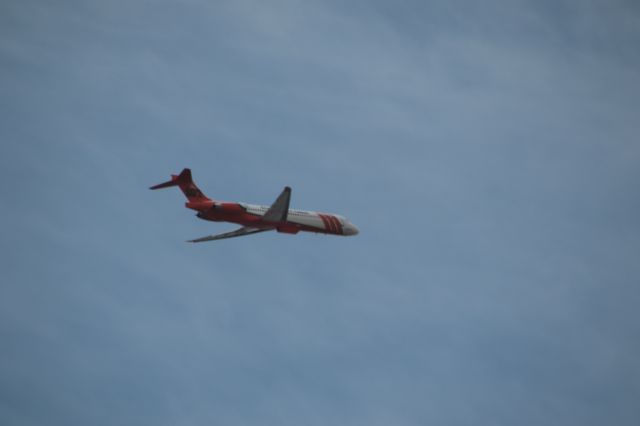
[150,168,359,242]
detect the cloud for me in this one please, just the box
[1,1,639,425]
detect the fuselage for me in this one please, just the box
[187,200,359,236]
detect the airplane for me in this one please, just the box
[150,168,359,242]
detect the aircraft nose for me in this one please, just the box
[343,222,359,236]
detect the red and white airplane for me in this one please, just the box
[150,168,359,242]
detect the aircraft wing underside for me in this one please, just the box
[188,186,293,243]
[188,226,270,243]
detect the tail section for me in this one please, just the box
[150,168,211,202]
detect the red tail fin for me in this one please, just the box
[149,168,211,201]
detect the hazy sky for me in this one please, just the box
[1,1,639,425]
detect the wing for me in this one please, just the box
[187,186,291,243]
[262,186,291,222]
[187,227,270,243]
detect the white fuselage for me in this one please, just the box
[240,203,359,235]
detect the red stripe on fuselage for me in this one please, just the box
[327,215,338,234]
[318,214,332,233]
[319,214,342,235]
[328,215,343,235]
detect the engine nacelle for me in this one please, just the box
[212,202,245,214]
[185,200,214,211]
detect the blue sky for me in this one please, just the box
[1,1,639,425]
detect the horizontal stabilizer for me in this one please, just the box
[149,168,210,201]
[149,168,193,190]
[149,175,179,190]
